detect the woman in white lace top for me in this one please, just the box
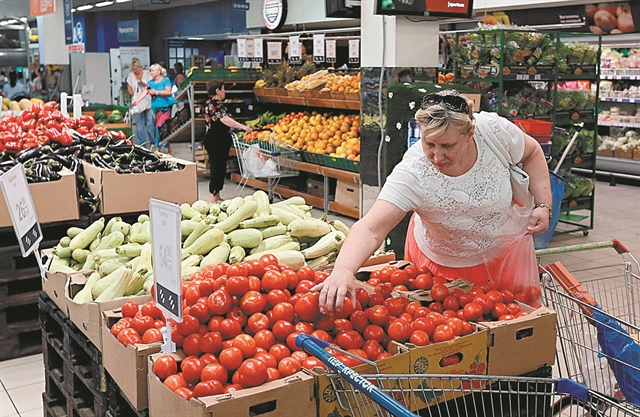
[313,90,552,315]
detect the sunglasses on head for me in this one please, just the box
[421,94,469,114]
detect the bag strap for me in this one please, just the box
[475,112,513,169]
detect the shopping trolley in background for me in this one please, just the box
[232,132,300,202]
[296,334,639,417]
[537,240,640,411]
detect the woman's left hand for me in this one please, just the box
[527,207,550,235]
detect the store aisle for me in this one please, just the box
[0,143,636,415]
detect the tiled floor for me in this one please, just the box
[0,142,638,415]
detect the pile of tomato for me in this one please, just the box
[109,259,533,401]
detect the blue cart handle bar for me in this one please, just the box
[296,334,418,417]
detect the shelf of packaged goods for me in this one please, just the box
[600,97,640,104]
[598,121,640,129]
[254,94,360,110]
[600,74,640,80]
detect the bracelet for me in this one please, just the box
[534,203,553,219]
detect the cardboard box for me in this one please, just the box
[102,309,161,410]
[82,157,197,215]
[334,180,359,209]
[0,168,79,228]
[397,279,475,304]
[148,353,316,417]
[311,347,411,417]
[307,178,324,198]
[480,303,557,376]
[406,326,488,411]
[65,272,152,350]
[40,248,89,317]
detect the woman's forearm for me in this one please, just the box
[220,116,248,130]
[332,221,384,276]
[522,137,552,206]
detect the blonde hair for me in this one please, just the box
[415,90,474,139]
[131,58,142,69]
[149,63,167,77]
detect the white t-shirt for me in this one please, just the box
[377,111,526,267]
[127,70,152,114]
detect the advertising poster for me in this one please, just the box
[120,46,150,83]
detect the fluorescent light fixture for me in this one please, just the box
[19,17,27,22]
[95,1,114,7]
[77,4,94,10]
[188,37,204,40]
[116,0,132,3]
[71,8,76,12]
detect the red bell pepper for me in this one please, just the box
[43,101,58,112]
[78,115,96,130]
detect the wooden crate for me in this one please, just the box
[195,149,209,171]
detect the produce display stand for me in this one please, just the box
[254,94,361,111]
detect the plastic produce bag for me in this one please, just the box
[534,172,564,250]
[481,201,543,307]
[243,144,278,177]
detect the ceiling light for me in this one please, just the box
[116,0,132,3]
[77,4,94,10]
[96,1,114,6]
[71,8,76,12]
[19,17,27,22]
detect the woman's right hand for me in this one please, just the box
[132,100,138,107]
[311,268,356,316]
[244,126,253,133]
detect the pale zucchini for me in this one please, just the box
[182,266,202,281]
[307,251,337,269]
[252,190,271,217]
[83,253,95,271]
[273,196,306,206]
[92,248,120,265]
[110,221,131,237]
[95,266,133,302]
[191,200,210,215]
[271,206,298,225]
[91,265,126,299]
[301,231,345,259]
[59,236,71,247]
[129,222,151,244]
[206,214,218,224]
[183,228,225,257]
[89,235,101,252]
[228,246,246,264]
[240,215,280,229]
[287,219,331,238]
[260,223,287,239]
[272,250,306,271]
[182,254,202,270]
[250,234,294,254]
[329,219,350,237]
[72,249,90,263]
[214,201,258,233]
[219,199,232,212]
[244,195,254,205]
[99,259,125,276]
[95,231,125,252]
[181,219,201,237]
[227,229,263,249]
[201,242,231,267]
[138,214,150,223]
[72,272,101,304]
[209,203,221,216]
[103,216,121,236]
[130,222,143,236]
[217,212,228,222]
[116,243,143,258]
[244,241,301,261]
[66,227,84,238]
[69,218,105,251]
[180,203,201,219]
[183,221,210,249]
[226,196,246,215]
[53,245,72,258]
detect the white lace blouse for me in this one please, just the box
[378,112,526,267]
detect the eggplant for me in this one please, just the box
[54,144,84,156]
[91,154,112,169]
[15,146,44,163]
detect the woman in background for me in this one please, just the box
[127,59,154,147]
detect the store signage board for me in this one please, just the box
[289,35,301,64]
[326,40,336,63]
[232,2,250,11]
[0,165,44,275]
[63,0,73,44]
[263,0,288,31]
[30,0,55,17]
[117,20,139,43]
[268,41,282,64]
[314,34,325,63]
[348,39,360,63]
[238,38,248,62]
[246,40,255,62]
[254,39,264,63]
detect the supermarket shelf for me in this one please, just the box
[600,75,640,80]
[596,156,640,176]
[600,97,640,104]
[255,95,360,110]
[598,121,640,129]
[230,173,359,218]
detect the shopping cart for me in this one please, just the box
[232,132,300,202]
[296,334,639,417]
[537,240,640,411]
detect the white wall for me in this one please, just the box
[37,0,69,65]
[246,0,354,29]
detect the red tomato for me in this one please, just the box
[295,280,314,294]
[315,315,335,332]
[219,318,243,340]
[367,305,390,326]
[248,276,262,292]
[333,319,353,333]
[199,279,214,297]
[506,303,521,315]
[404,301,421,317]
[153,355,178,380]
[432,324,455,343]
[374,284,392,298]
[294,321,313,335]
[207,316,224,332]
[189,302,211,324]
[219,347,244,371]
[458,293,475,308]
[121,301,139,318]
[111,319,131,337]
[266,289,288,308]
[246,313,271,335]
[182,334,203,356]
[411,317,433,337]
[268,343,291,363]
[474,295,494,315]
[350,310,369,332]
[414,306,432,319]
[226,306,248,327]
[296,266,315,283]
[368,293,385,306]
[403,265,420,280]
[240,291,267,315]
[310,330,332,344]
[463,302,483,322]
[498,314,516,321]
[286,331,303,351]
[208,289,233,316]
[174,387,194,400]
[255,352,278,369]
[163,374,187,392]
[193,380,224,398]
[272,302,295,323]
[515,311,529,318]
[491,303,508,320]
[387,319,412,343]
[390,270,409,286]
[223,383,243,393]
[266,368,281,382]
[376,352,393,361]
[409,330,430,346]
[181,357,204,384]
[254,330,276,350]
[232,334,257,358]
[501,290,515,304]
[384,298,404,317]
[141,302,163,320]
[226,276,250,296]
[485,290,504,305]
[355,288,370,308]
[200,353,218,366]
[260,254,278,266]
[142,328,163,344]
[362,340,385,361]
[272,320,295,341]
[442,310,458,320]
[430,283,449,302]
[301,357,327,370]
[278,357,301,377]
[446,318,466,336]
[236,358,268,388]
[185,286,201,306]
[442,296,460,311]
[117,328,139,345]
[347,349,368,365]
[262,270,287,292]
[294,293,321,322]
[226,264,248,278]
[130,316,155,336]
[362,324,385,342]
[335,330,364,350]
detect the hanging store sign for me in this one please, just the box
[253,39,264,63]
[325,40,336,63]
[246,39,255,62]
[288,35,301,64]
[118,20,139,43]
[30,0,55,17]
[63,0,73,44]
[232,2,250,11]
[263,0,288,31]
[313,34,325,63]
[349,39,360,63]
[267,41,282,64]
[238,38,248,62]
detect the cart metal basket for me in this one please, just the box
[232,133,299,201]
[537,240,640,412]
[297,334,639,417]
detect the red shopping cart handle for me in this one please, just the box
[546,262,597,317]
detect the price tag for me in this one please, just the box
[150,199,182,322]
[288,35,301,64]
[253,39,263,63]
[325,40,336,63]
[237,38,247,62]
[0,164,43,259]
[313,34,325,63]
[267,41,282,64]
[246,39,255,62]
[348,39,360,64]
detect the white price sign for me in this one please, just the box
[246,39,255,62]
[313,34,325,63]
[0,164,42,257]
[349,39,360,63]
[267,41,282,64]
[325,39,336,63]
[238,38,247,62]
[253,39,264,63]
[288,35,301,64]
[150,199,182,322]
